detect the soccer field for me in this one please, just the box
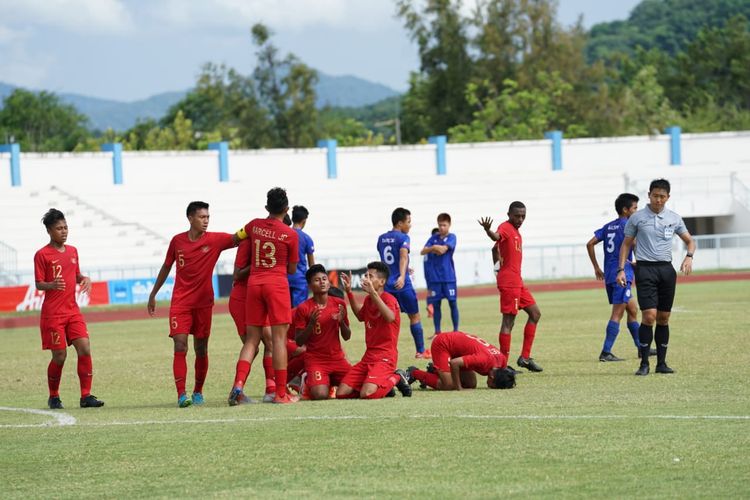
[2,280,749,499]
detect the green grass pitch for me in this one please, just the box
[1,280,749,498]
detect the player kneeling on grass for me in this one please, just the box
[406,331,516,391]
[337,262,412,399]
[35,209,104,409]
[292,264,352,400]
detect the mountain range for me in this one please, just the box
[0,73,400,132]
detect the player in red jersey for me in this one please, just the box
[34,209,104,409]
[228,187,300,405]
[405,331,516,390]
[292,264,352,400]
[337,261,412,399]
[227,239,277,403]
[479,201,543,372]
[148,201,237,408]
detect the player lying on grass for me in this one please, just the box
[292,264,352,400]
[35,208,104,409]
[405,331,516,390]
[148,201,238,408]
[337,262,412,399]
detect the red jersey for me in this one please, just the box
[292,296,349,362]
[164,231,234,309]
[34,244,81,318]
[434,331,505,375]
[360,292,400,363]
[229,239,251,302]
[244,218,299,285]
[495,221,523,288]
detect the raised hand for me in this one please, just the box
[478,216,493,232]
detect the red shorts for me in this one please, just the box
[40,313,88,350]
[169,306,213,338]
[497,286,535,315]
[305,357,352,387]
[246,282,291,326]
[229,296,245,337]
[340,359,396,391]
[430,336,452,372]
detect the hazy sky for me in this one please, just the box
[0,0,641,101]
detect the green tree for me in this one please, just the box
[0,89,89,152]
[252,23,318,147]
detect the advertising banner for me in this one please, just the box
[1,282,110,312]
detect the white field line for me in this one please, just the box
[1,410,748,429]
[0,406,77,428]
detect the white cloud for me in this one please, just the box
[151,0,397,32]
[0,0,134,34]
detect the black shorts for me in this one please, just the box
[634,262,677,312]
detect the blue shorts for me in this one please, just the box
[426,282,457,303]
[390,287,420,315]
[606,282,633,305]
[289,281,309,308]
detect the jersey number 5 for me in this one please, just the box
[255,240,277,268]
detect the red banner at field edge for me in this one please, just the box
[0,282,109,312]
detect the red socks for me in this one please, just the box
[412,369,439,389]
[173,351,188,395]
[521,323,537,359]
[275,369,288,398]
[262,355,275,394]
[233,360,251,389]
[77,354,93,398]
[47,360,63,397]
[499,333,511,357]
[362,385,393,399]
[193,355,209,394]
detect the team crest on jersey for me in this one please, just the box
[625,289,631,298]
[71,258,77,264]
[201,245,210,253]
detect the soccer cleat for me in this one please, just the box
[415,349,432,360]
[191,392,205,405]
[178,393,192,408]
[405,366,418,385]
[262,392,276,403]
[287,375,303,394]
[227,387,243,406]
[80,395,104,408]
[328,386,337,399]
[272,393,299,404]
[394,369,413,397]
[47,396,64,410]
[517,356,543,372]
[425,362,436,374]
[655,363,674,374]
[599,352,624,362]
[635,364,650,376]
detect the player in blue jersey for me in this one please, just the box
[420,213,459,337]
[377,207,429,359]
[288,205,315,308]
[586,193,643,361]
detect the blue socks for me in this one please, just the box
[627,321,640,348]
[603,320,619,353]
[449,300,459,331]
[431,302,442,334]
[410,322,425,353]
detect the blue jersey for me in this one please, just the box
[423,233,456,283]
[377,230,412,291]
[594,217,634,284]
[289,228,314,283]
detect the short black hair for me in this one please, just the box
[649,178,671,194]
[292,205,309,224]
[328,286,345,299]
[186,201,209,217]
[508,201,526,213]
[391,207,411,226]
[492,367,516,390]
[437,213,451,223]
[367,261,390,281]
[615,193,639,215]
[42,208,65,228]
[266,187,288,215]
[305,263,327,283]
[431,227,439,235]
